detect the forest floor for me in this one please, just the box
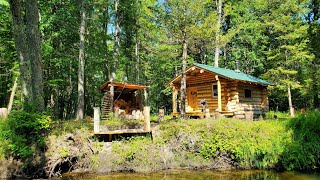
[1,111,319,178]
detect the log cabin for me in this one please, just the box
[100,81,149,120]
[168,63,273,119]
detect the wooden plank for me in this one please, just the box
[94,107,100,133]
[172,87,178,113]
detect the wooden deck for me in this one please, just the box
[94,129,152,141]
[172,111,205,117]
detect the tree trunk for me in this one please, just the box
[9,0,33,108]
[135,32,139,84]
[312,64,319,108]
[310,0,319,109]
[135,0,140,84]
[111,0,120,81]
[214,0,222,67]
[287,85,294,117]
[103,6,109,81]
[180,28,187,120]
[76,0,86,120]
[25,0,44,112]
[7,77,18,114]
[109,0,120,113]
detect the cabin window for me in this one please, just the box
[212,84,218,97]
[245,89,252,98]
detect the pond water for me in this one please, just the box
[59,169,320,180]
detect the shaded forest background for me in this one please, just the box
[0,0,319,119]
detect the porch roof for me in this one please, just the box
[100,82,150,92]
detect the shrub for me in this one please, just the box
[0,111,52,159]
[265,111,291,120]
[282,111,320,170]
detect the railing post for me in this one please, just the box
[144,106,150,131]
[158,109,164,123]
[94,107,100,133]
[205,109,210,119]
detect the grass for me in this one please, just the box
[51,119,93,135]
[265,111,291,120]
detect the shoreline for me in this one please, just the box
[1,112,320,178]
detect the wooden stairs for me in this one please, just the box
[101,92,112,120]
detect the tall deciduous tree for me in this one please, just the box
[308,0,320,109]
[9,0,33,107]
[164,0,208,119]
[26,0,44,112]
[76,0,86,120]
[9,0,44,112]
[263,0,311,117]
[214,0,222,67]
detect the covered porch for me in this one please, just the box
[169,66,236,118]
[100,81,149,119]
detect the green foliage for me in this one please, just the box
[282,111,320,170]
[102,118,143,130]
[265,111,291,120]
[111,136,162,172]
[158,118,295,169]
[0,111,52,159]
[50,119,92,135]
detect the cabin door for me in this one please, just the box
[187,87,198,111]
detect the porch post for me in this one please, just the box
[144,88,148,106]
[93,107,100,133]
[110,83,114,112]
[216,75,222,112]
[172,86,177,113]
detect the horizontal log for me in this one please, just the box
[235,110,263,115]
[197,90,213,94]
[229,87,238,91]
[238,91,262,95]
[238,107,262,111]
[231,95,239,100]
[239,101,261,104]
[238,104,261,108]
[239,96,261,100]
[230,91,239,95]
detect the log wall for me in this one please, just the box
[186,81,228,113]
[225,81,239,112]
[171,67,270,119]
[235,83,268,118]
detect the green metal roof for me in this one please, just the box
[194,63,273,86]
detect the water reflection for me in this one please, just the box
[58,169,320,180]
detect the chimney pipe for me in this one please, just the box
[235,60,240,73]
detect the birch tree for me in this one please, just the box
[164,0,207,119]
[76,0,86,120]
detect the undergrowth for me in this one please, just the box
[1,110,319,177]
[108,111,320,171]
[0,111,52,160]
[281,111,320,170]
